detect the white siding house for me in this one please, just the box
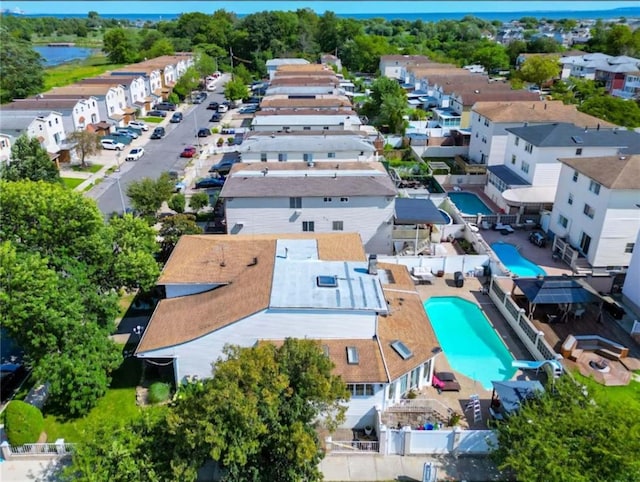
[379,55,431,80]
[250,112,362,132]
[548,154,640,271]
[46,84,128,125]
[27,112,66,153]
[220,162,396,254]
[1,97,100,133]
[266,58,310,80]
[622,230,640,314]
[0,134,12,165]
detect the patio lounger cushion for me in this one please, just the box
[435,372,461,391]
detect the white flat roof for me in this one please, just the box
[502,186,557,204]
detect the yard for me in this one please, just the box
[71,163,103,173]
[61,177,84,189]
[574,370,640,412]
[44,54,123,91]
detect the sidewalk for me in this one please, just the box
[320,454,504,481]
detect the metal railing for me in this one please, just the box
[386,398,454,424]
[327,440,380,453]
[4,442,75,457]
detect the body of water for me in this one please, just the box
[424,296,516,390]
[491,242,547,278]
[34,45,98,67]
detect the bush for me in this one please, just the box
[216,138,224,147]
[148,382,171,404]
[168,193,186,213]
[5,401,44,445]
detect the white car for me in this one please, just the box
[217,104,228,113]
[116,128,139,139]
[125,147,145,161]
[127,121,149,132]
[100,139,125,151]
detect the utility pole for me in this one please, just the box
[229,47,234,79]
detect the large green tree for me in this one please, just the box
[578,95,640,128]
[126,173,175,221]
[492,377,640,482]
[167,339,349,481]
[67,130,102,168]
[224,77,250,102]
[103,27,139,64]
[0,29,44,103]
[361,76,407,125]
[158,213,202,260]
[0,136,60,183]
[518,55,561,87]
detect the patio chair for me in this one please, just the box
[572,307,586,319]
[481,220,491,230]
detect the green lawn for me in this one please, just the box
[44,54,123,91]
[61,177,85,189]
[138,117,164,123]
[574,371,640,411]
[71,163,103,173]
[43,355,145,443]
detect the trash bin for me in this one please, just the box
[454,271,464,288]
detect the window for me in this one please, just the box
[340,197,349,203]
[260,152,267,162]
[48,120,52,127]
[511,155,516,165]
[558,214,568,228]
[576,148,583,155]
[482,136,487,144]
[346,384,374,397]
[579,232,592,255]
[332,221,344,231]
[328,152,336,158]
[303,153,313,162]
[568,194,573,205]
[303,126,311,130]
[323,126,329,130]
[583,203,595,219]
[514,136,520,146]
[521,161,530,174]
[524,142,533,154]
[289,197,301,209]
[625,243,635,253]
[589,180,601,195]
[484,118,489,126]
[324,197,332,202]
[302,221,314,232]
[278,153,287,162]
[572,170,579,182]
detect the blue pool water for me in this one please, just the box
[438,209,452,225]
[425,297,516,389]
[491,242,547,278]
[448,192,493,215]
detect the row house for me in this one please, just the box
[549,154,640,273]
[237,130,376,163]
[220,161,396,254]
[468,100,614,165]
[110,66,163,106]
[259,95,353,113]
[265,77,344,97]
[250,110,361,132]
[484,122,640,214]
[378,54,431,80]
[2,96,100,132]
[78,76,147,116]
[44,84,128,126]
[266,58,310,79]
[613,71,640,100]
[0,111,70,164]
[560,53,640,96]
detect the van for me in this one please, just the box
[150,127,166,139]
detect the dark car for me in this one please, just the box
[209,158,240,175]
[180,146,197,158]
[209,113,222,122]
[150,126,166,139]
[207,102,219,110]
[170,112,183,123]
[155,102,176,111]
[147,110,167,118]
[195,177,225,189]
[197,128,211,138]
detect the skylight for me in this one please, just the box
[390,340,413,360]
[317,275,338,288]
[346,346,359,365]
[571,136,584,144]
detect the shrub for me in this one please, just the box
[168,193,186,213]
[148,382,171,404]
[5,401,44,445]
[216,138,224,147]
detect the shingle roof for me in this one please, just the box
[506,123,640,151]
[453,89,540,106]
[260,97,352,108]
[238,133,374,153]
[3,98,79,111]
[472,101,616,127]
[558,154,640,189]
[380,55,431,63]
[254,108,357,116]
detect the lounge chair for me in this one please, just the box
[494,223,514,234]
[433,372,461,392]
[481,220,491,230]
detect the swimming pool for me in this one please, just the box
[424,297,516,389]
[448,192,493,215]
[438,209,453,225]
[491,242,547,278]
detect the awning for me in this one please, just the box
[491,380,544,414]
[394,198,446,225]
[514,277,601,306]
[503,186,557,204]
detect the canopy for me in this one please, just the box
[491,380,544,414]
[394,198,445,225]
[514,277,601,306]
[502,186,557,205]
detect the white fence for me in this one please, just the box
[381,427,496,455]
[378,254,490,277]
[1,441,75,459]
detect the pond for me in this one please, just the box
[34,46,98,67]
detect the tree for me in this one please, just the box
[189,192,209,212]
[492,377,640,482]
[0,29,44,103]
[0,135,60,183]
[519,55,560,87]
[67,130,101,168]
[168,193,186,213]
[194,51,217,77]
[361,76,407,125]
[233,63,253,85]
[5,401,44,445]
[158,214,203,260]
[578,96,640,128]
[146,38,175,58]
[172,66,200,100]
[472,43,509,72]
[167,339,349,481]
[224,77,250,102]
[378,93,408,134]
[103,28,139,64]
[126,173,175,221]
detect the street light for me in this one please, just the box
[115,151,122,172]
[116,177,127,215]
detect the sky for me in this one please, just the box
[2,1,638,16]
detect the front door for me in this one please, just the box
[579,232,592,256]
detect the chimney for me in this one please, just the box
[368,254,378,275]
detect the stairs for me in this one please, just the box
[399,239,432,256]
[465,394,482,423]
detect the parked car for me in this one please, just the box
[101,138,125,151]
[217,104,229,113]
[147,110,167,118]
[115,128,139,139]
[239,104,258,114]
[155,102,176,111]
[207,102,220,110]
[209,113,222,122]
[209,158,240,175]
[180,146,197,158]
[150,127,166,139]
[197,128,211,138]
[195,177,225,189]
[170,112,183,123]
[128,120,149,131]
[529,231,547,247]
[125,147,145,161]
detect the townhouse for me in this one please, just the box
[1,96,100,132]
[378,54,431,80]
[77,76,147,115]
[266,58,310,79]
[259,95,353,113]
[559,53,640,97]
[44,84,129,126]
[0,111,70,164]
[136,233,441,428]
[250,109,362,132]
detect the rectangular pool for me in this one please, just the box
[424,297,515,389]
[448,192,493,215]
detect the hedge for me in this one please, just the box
[5,401,44,445]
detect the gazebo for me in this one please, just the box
[512,276,602,319]
[394,198,448,254]
[491,380,545,415]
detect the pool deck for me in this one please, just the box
[411,274,542,429]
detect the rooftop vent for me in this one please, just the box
[390,340,413,360]
[571,136,584,144]
[317,275,338,288]
[346,346,359,365]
